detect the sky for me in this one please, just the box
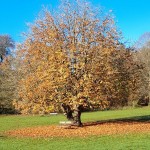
[0,0,150,46]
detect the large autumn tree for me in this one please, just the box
[14,0,143,126]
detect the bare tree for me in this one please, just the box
[0,35,15,62]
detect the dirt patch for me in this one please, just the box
[6,122,150,138]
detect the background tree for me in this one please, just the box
[135,33,150,100]
[0,35,14,62]
[134,32,150,49]
[0,35,15,114]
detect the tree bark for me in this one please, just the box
[61,103,74,120]
[73,105,83,127]
[61,103,83,127]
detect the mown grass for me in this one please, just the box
[0,106,150,150]
[0,133,150,150]
[0,106,150,132]
[0,114,65,132]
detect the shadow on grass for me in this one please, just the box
[83,115,150,127]
[0,135,8,139]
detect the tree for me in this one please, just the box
[56,0,122,126]
[0,35,16,113]
[0,35,14,62]
[13,0,143,126]
[134,32,150,49]
[134,40,150,100]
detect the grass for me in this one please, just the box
[82,106,150,122]
[0,106,150,150]
[0,133,150,150]
[0,134,150,150]
[0,114,65,132]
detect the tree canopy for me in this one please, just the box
[0,1,148,123]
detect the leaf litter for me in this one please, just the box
[6,122,150,138]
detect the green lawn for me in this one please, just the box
[0,106,150,150]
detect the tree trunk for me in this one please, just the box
[73,105,83,127]
[61,103,74,120]
[61,103,83,127]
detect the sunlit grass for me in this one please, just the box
[0,106,150,132]
[0,134,150,150]
[0,106,150,150]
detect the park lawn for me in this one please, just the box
[0,133,150,150]
[0,106,150,150]
[0,106,150,132]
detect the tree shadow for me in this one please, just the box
[0,135,8,139]
[83,115,150,127]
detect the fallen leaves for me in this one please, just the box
[6,122,150,138]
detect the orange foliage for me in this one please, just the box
[13,2,143,114]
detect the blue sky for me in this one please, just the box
[0,0,150,46]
